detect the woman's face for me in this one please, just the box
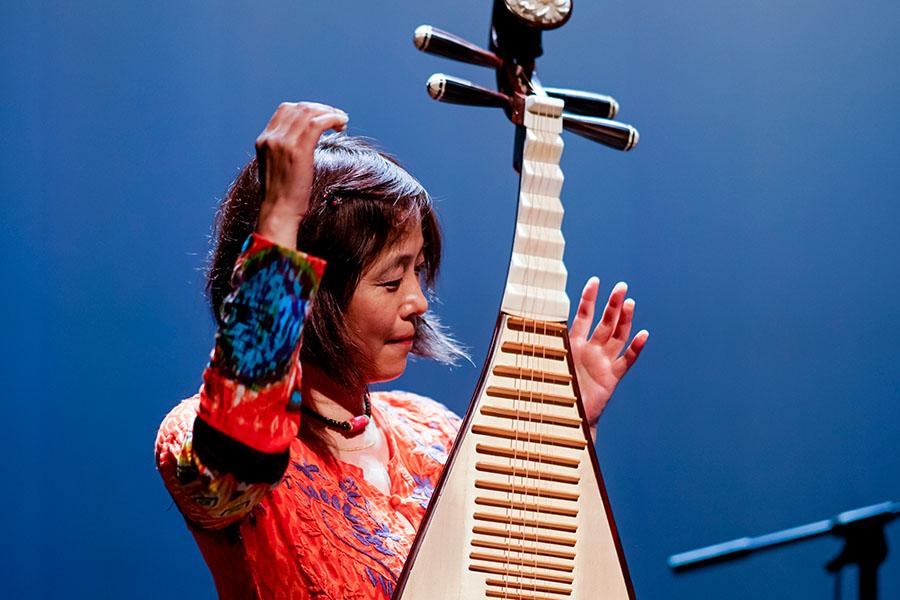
[346,224,428,383]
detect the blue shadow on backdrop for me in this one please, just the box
[1,1,897,598]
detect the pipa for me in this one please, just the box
[395,2,640,599]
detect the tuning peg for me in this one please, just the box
[426,74,511,108]
[543,87,619,119]
[414,25,503,69]
[562,114,639,151]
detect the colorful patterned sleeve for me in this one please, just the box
[155,233,326,530]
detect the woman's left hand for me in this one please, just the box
[569,277,649,440]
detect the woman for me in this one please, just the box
[156,102,649,599]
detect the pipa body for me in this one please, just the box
[394,96,635,599]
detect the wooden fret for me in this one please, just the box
[485,590,565,600]
[475,461,580,485]
[486,386,577,407]
[472,526,577,547]
[469,552,574,573]
[493,365,572,385]
[485,578,573,596]
[475,496,578,518]
[475,444,581,469]
[501,341,567,361]
[475,479,580,502]
[472,425,587,450]
[480,405,582,429]
[507,316,568,337]
[469,564,574,585]
[470,539,576,560]
[474,512,577,533]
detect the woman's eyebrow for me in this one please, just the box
[373,254,416,279]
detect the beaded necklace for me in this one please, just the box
[301,392,371,435]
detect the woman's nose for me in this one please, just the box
[402,281,428,318]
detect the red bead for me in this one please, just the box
[347,415,369,434]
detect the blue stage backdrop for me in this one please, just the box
[2,1,898,598]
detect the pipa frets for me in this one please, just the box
[479,405,583,428]
[474,496,579,518]
[472,526,578,547]
[472,424,587,449]
[485,578,573,595]
[472,565,574,585]
[471,539,576,560]
[473,511,578,533]
[469,551,575,572]
[501,341,568,360]
[485,590,569,600]
[475,461,581,484]
[507,316,568,336]
[485,386,577,407]
[492,365,572,386]
[475,443,580,469]
[474,480,580,502]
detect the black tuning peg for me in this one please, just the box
[426,74,511,108]
[562,114,639,151]
[414,25,503,69]
[543,87,619,119]
[421,74,637,152]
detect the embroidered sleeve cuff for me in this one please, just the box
[199,233,326,453]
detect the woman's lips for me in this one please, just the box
[387,336,415,346]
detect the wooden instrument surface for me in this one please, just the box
[395,96,635,599]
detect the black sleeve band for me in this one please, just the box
[192,416,290,485]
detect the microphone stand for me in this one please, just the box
[667,501,899,600]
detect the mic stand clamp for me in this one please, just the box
[826,505,892,600]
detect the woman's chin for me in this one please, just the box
[367,358,408,384]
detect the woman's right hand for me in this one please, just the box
[255,102,349,250]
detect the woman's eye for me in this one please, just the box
[380,279,402,290]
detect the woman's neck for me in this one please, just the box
[300,363,369,436]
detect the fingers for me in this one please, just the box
[259,102,348,150]
[265,101,343,130]
[609,298,635,354]
[590,281,627,346]
[309,111,349,135]
[286,106,349,140]
[613,329,649,378]
[570,276,599,341]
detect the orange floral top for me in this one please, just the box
[155,234,461,599]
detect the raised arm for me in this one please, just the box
[155,103,348,530]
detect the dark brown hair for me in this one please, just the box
[207,134,465,390]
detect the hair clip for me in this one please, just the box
[322,190,342,210]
